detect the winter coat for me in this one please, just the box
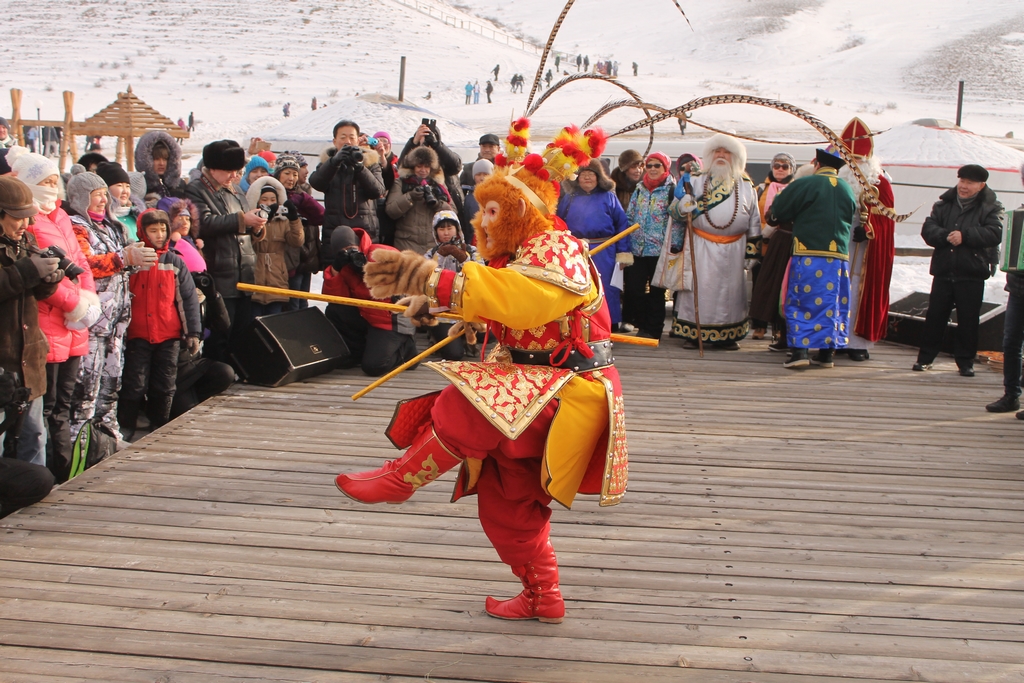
[921,185,1003,281]
[69,210,133,338]
[246,177,304,303]
[286,188,323,275]
[309,145,385,252]
[386,170,454,257]
[185,170,265,299]
[609,168,638,215]
[134,130,185,201]
[397,137,465,230]
[127,226,201,346]
[557,181,632,276]
[321,228,405,332]
[27,203,98,363]
[626,176,676,257]
[0,231,59,400]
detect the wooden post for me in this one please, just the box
[10,89,23,146]
[955,80,965,127]
[398,57,406,102]
[125,86,135,171]
[61,91,76,171]
[115,136,125,167]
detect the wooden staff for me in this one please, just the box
[683,178,704,358]
[589,223,640,255]
[235,284,658,348]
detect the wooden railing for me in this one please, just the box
[389,0,543,55]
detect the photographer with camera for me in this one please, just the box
[0,177,62,466]
[309,120,385,262]
[385,146,454,257]
[186,140,267,365]
[15,153,100,479]
[321,226,416,377]
[397,120,466,229]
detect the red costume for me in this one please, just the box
[336,120,628,623]
[840,118,897,345]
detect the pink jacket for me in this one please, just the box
[28,203,98,363]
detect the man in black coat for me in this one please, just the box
[185,140,267,364]
[397,121,465,230]
[914,164,1004,376]
[309,120,385,263]
[459,133,500,193]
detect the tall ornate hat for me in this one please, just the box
[493,117,607,215]
[840,117,873,159]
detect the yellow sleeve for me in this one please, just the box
[456,261,595,329]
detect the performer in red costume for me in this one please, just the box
[335,119,628,624]
[838,117,896,362]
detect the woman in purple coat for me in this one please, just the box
[556,159,633,327]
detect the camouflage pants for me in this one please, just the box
[69,320,129,443]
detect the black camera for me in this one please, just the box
[334,245,368,272]
[422,185,439,208]
[0,368,30,416]
[421,118,438,145]
[341,145,363,166]
[39,245,85,281]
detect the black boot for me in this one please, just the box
[783,349,809,368]
[986,395,1020,413]
[812,349,835,368]
[117,399,141,442]
[145,393,174,432]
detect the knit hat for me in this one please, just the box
[243,155,271,178]
[256,149,277,165]
[66,172,108,217]
[432,209,460,230]
[274,153,302,175]
[4,146,28,169]
[958,164,989,183]
[95,161,131,187]
[202,139,246,171]
[472,158,494,176]
[0,176,39,218]
[128,171,146,199]
[617,149,643,170]
[771,152,796,172]
[11,152,59,187]
[0,117,9,131]
[373,131,392,144]
[644,152,671,174]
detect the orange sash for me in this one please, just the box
[693,227,744,244]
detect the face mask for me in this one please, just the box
[31,184,58,213]
[112,197,131,218]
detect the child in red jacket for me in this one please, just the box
[118,209,202,440]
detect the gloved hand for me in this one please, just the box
[65,290,102,330]
[436,243,468,262]
[396,294,438,327]
[675,194,698,214]
[762,224,777,240]
[186,336,201,356]
[409,186,425,202]
[124,242,158,268]
[447,320,488,345]
[615,251,634,267]
[284,199,299,222]
[852,225,868,242]
[674,177,690,200]
[363,249,437,299]
[29,254,60,280]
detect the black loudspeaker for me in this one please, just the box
[231,308,349,387]
[886,292,1005,352]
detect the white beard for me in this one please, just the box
[707,159,736,192]
[840,157,882,187]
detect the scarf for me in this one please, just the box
[87,210,106,223]
[642,173,668,193]
[30,184,58,214]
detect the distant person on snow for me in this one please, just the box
[633,61,638,77]
[283,102,291,118]
[465,81,473,105]
[492,64,500,81]
[473,81,480,105]
[485,80,494,104]
[187,112,194,133]
[311,97,317,111]
[576,54,582,71]
[545,70,553,89]
[584,55,590,71]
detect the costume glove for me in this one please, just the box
[363,249,437,299]
[676,194,698,214]
[615,252,634,267]
[396,294,438,327]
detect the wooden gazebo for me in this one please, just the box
[9,86,188,171]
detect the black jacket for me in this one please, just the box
[185,172,263,299]
[309,146,385,259]
[921,185,1003,281]
[398,137,465,229]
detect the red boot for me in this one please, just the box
[485,541,565,623]
[335,426,462,504]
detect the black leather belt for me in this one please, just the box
[507,340,614,372]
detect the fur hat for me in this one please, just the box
[958,164,989,183]
[202,140,246,171]
[702,134,748,175]
[0,176,39,218]
[95,162,130,188]
[66,172,108,217]
[573,158,614,193]
[617,149,643,171]
[246,175,288,208]
[162,197,200,238]
[402,145,439,171]
[76,152,108,171]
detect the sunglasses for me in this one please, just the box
[645,163,663,169]
[772,163,791,170]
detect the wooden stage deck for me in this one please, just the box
[2,337,1024,683]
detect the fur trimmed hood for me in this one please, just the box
[162,197,200,239]
[566,158,615,194]
[318,145,381,169]
[134,130,182,187]
[702,134,748,178]
[246,175,288,207]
